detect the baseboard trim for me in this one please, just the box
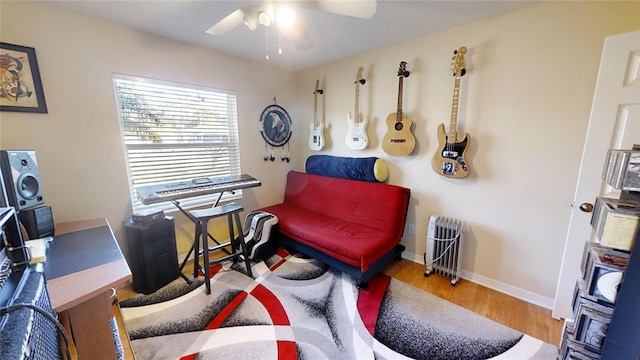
[403,251,555,310]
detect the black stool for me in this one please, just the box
[189,202,252,294]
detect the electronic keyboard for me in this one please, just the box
[136,174,261,205]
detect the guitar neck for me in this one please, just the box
[354,82,360,123]
[449,77,461,141]
[396,76,404,122]
[313,79,322,127]
[314,91,318,127]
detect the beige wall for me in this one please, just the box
[1,1,638,308]
[0,1,297,255]
[289,1,639,306]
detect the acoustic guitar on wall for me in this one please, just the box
[345,66,368,150]
[382,61,415,156]
[432,46,471,179]
[308,79,325,151]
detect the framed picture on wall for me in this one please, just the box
[0,42,48,113]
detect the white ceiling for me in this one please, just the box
[36,0,537,72]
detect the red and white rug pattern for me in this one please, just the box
[120,248,558,360]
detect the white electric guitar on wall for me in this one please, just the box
[308,79,325,151]
[345,67,368,150]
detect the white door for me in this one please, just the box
[553,30,640,320]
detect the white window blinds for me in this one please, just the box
[113,74,241,213]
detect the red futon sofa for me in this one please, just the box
[259,171,410,289]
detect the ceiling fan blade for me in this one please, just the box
[305,0,377,19]
[206,8,247,36]
[279,16,314,50]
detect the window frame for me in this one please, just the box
[113,73,242,214]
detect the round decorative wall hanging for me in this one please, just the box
[259,102,292,162]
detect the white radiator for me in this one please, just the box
[424,215,465,286]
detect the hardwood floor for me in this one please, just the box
[382,259,564,346]
[113,258,563,359]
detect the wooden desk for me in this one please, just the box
[45,219,132,360]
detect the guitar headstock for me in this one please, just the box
[355,66,365,85]
[397,61,410,78]
[314,79,323,95]
[451,46,467,77]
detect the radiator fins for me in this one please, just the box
[424,215,465,286]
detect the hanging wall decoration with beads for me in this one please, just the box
[259,98,292,162]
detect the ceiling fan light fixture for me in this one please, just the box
[258,11,272,27]
[208,0,378,55]
[243,15,257,31]
[276,6,295,29]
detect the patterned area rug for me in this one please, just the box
[120,248,558,359]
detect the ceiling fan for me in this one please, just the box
[206,0,377,56]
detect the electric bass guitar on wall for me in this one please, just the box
[308,79,325,151]
[432,46,471,179]
[345,67,368,150]
[382,61,415,156]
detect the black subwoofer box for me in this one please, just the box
[124,216,179,294]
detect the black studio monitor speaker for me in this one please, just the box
[0,150,44,211]
[19,205,54,239]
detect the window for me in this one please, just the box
[113,74,241,213]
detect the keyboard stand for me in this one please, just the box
[175,191,234,284]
